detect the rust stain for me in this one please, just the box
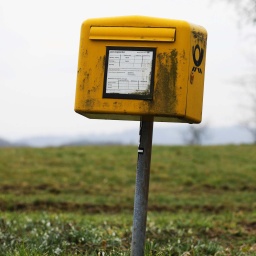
[113,101,122,110]
[85,99,95,109]
[180,50,187,65]
[102,55,106,69]
[192,30,207,47]
[80,71,90,91]
[170,49,178,87]
[81,49,88,58]
[102,102,110,108]
[150,49,178,113]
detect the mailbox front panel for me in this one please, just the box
[75,16,207,123]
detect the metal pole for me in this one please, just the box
[131,117,154,256]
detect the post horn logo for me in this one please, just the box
[190,44,204,84]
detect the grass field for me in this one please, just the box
[0,145,256,255]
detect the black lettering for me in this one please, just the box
[192,44,204,67]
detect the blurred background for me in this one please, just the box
[0,0,255,147]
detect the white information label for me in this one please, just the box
[105,50,154,96]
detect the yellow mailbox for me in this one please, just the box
[75,16,207,123]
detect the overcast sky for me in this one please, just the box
[0,0,254,141]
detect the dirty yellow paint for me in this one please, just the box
[75,16,207,123]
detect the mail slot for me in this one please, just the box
[75,15,207,123]
[89,27,176,42]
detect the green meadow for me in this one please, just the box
[0,145,256,255]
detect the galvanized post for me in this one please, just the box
[131,117,154,256]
